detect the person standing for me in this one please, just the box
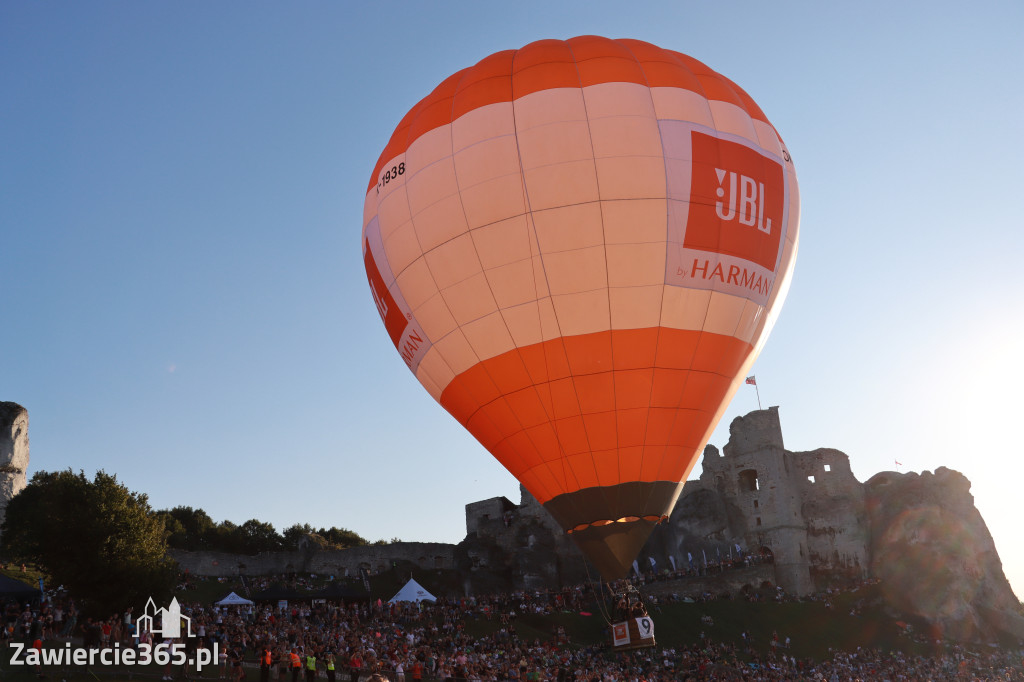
[348,650,362,682]
[324,652,336,682]
[260,646,274,682]
[163,638,178,681]
[31,637,43,679]
[304,650,316,682]
[218,645,228,679]
[231,643,246,682]
[277,648,289,682]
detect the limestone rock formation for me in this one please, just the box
[0,402,29,527]
[865,467,1024,641]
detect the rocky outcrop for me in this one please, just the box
[0,402,29,527]
[865,467,1024,641]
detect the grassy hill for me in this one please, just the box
[458,582,940,660]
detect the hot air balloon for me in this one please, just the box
[362,36,799,580]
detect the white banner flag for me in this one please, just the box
[635,616,655,640]
[612,621,630,647]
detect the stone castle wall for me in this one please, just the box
[170,542,456,578]
[790,448,868,578]
[641,563,776,600]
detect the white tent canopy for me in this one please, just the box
[215,592,254,606]
[389,578,436,603]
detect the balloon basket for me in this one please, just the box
[611,616,656,651]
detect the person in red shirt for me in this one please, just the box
[32,638,43,678]
[348,651,362,682]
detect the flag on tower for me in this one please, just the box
[746,376,761,408]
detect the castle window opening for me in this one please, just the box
[824,464,831,472]
[807,475,816,484]
[753,500,759,509]
[756,517,762,526]
[739,469,759,492]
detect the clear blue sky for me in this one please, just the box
[2,2,1022,599]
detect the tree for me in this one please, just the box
[318,526,369,549]
[282,524,368,550]
[155,506,215,550]
[1,469,176,615]
[209,520,242,553]
[238,519,281,553]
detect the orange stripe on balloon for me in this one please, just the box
[367,37,773,192]
[438,327,753,505]
[451,51,514,121]
[512,39,580,99]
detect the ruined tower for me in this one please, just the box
[698,407,814,595]
[0,402,29,527]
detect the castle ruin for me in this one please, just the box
[462,407,870,596]
[659,407,869,595]
[0,402,29,528]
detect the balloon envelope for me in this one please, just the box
[362,36,799,579]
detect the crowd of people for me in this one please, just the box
[171,594,1024,680]
[4,576,1023,681]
